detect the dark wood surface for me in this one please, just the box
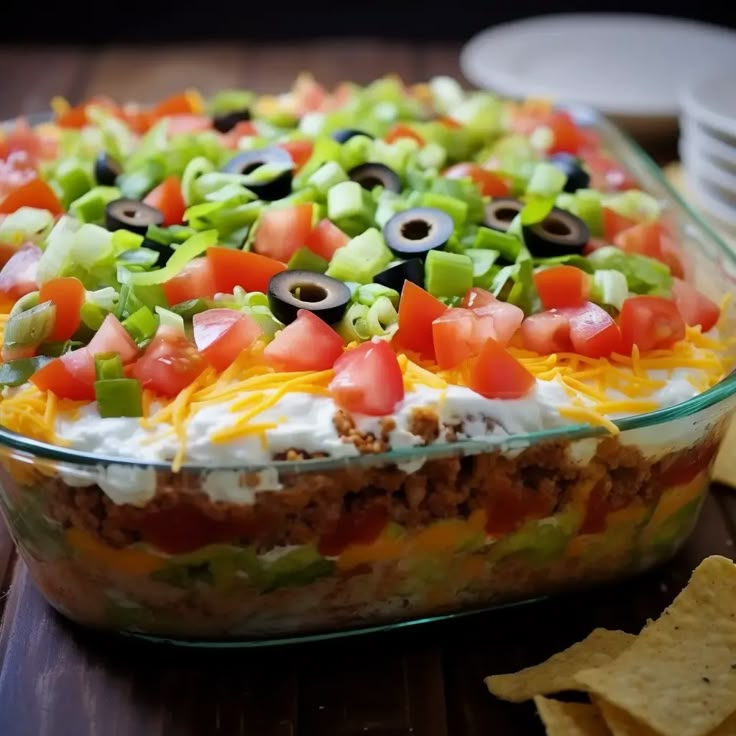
[0,41,730,736]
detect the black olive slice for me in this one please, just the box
[374,259,425,291]
[331,129,374,144]
[348,162,401,193]
[223,146,293,201]
[523,208,590,257]
[105,199,164,235]
[483,198,524,232]
[383,207,454,258]
[549,153,591,193]
[212,108,251,134]
[94,152,123,187]
[267,270,351,325]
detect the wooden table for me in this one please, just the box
[0,40,733,736]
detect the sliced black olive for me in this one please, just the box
[105,199,164,235]
[483,198,524,232]
[223,146,293,201]
[348,163,401,193]
[267,270,351,325]
[523,208,590,257]
[94,152,123,187]
[374,259,424,291]
[331,129,374,144]
[383,207,454,258]
[550,153,591,193]
[141,236,174,266]
[212,108,251,134]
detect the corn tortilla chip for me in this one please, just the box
[534,696,613,736]
[593,697,659,736]
[485,629,635,702]
[596,697,736,736]
[575,555,736,736]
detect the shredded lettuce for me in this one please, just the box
[586,246,672,295]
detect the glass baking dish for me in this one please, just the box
[0,107,735,647]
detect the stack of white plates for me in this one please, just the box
[680,72,736,236]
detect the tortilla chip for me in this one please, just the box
[485,629,635,702]
[534,696,612,736]
[576,555,736,736]
[593,697,658,736]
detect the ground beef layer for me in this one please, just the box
[44,426,721,553]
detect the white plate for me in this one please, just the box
[680,71,736,140]
[680,139,736,193]
[680,118,736,169]
[460,14,736,127]
[687,173,736,230]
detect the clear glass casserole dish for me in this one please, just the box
[0,105,735,646]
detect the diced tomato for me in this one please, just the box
[277,139,314,172]
[38,276,85,341]
[0,151,37,201]
[60,347,96,386]
[220,120,258,149]
[582,151,637,191]
[520,311,573,354]
[1,118,57,165]
[468,337,535,399]
[152,92,199,119]
[133,326,206,398]
[0,243,16,269]
[0,243,41,309]
[264,309,344,372]
[394,281,447,360]
[534,265,589,310]
[87,314,139,363]
[318,505,388,557]
[432,308,477,369]
[252,203,314,263]
[55,96,120,129]
[559,302,622,358]
[143,176,186,227]
[443,163,510,197]
[460,287,524,345]
[330,338,404,416]
[512,107,585,154]
[291,74,328,114]
[0,178,63,217]
[614,222,685,279]
[384,123,424,146]
[163,257,217,306]
[121,106,154,135]
[304,219,349,260]
[193,308,262,372]
[583,237,612,256]
[671,278,720,332]
[619,296,686,352]
[602,207,637,241]
[207,246,286,295]
[461,287,497,310]
[437,115,463,129]
[30,354,95,401]
[166,114,211,136]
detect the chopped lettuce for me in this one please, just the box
[586,246,672,295]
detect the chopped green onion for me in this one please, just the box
[80,302,108,331]
[465,248,500,286]
[154,306,185,334]
[122,306,158,343]
[117,161,165,200]
[3,301,56,351]
[602,189,660,222]
[491,256,539,315]
[586,246,671,295]
[325,228,393,284]
[0,207,55,246]
[338,134,373,172]
[9,291,40,318]
[94,378,143,418]
[121,230,217,286]
[208,89,254,115]
[416,142,447,170]
[572,189,603,237]
[308,161,349,197]
[117,248,161,268]
[171,299,212,320]
[287,247,328,273]
[53,160,93,208]
[336,302,371,342]
[365,296,398,339]
[353,283,400,308]
[419,191,467,227]
[0,356,53,387]
[425,250,473,298]
[181,156,216,205]
[473,227,522,262]
[532,254,593,273]
[95,353,124,380]
[526,162,567,198]
[520,197,556,225]
[327,180,369,221]
[591,269,629,311]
